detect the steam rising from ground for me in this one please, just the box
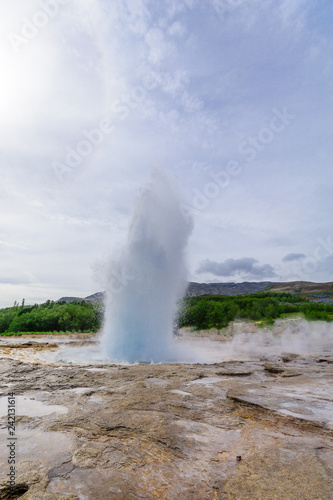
[37,318,333,365]
[180,319,333,362]
[100,170,195,362]
[14,316,333,365]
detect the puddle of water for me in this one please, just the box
[47,468,121,498]
[0,396,68,417]
[0,428,73,483]
[40,345,107,365]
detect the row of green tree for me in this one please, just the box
[0,300,103,334]
[2,292,332,335]
[178,292,333,330]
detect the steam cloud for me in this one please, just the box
[181,319,333,363]
[101,169,195,362]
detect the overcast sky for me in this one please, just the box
[0,0,332,307]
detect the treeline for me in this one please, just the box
[2,292,332,336]
[178,292,333,330]
[0,300,103,334]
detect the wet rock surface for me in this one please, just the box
[0,336,332,499]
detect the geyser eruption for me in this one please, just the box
[101,170,193,362]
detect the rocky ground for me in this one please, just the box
[0,327,333,499]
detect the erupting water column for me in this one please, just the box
[101,170,193,362]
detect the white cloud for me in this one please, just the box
[197,258,277,280]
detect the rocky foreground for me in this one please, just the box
[0,331,333,499]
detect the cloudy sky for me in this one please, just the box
[0,0,332,307]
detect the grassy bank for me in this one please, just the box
[0,331,89,337]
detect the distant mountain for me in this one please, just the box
[84,292,106,303]
[57,296,86,303]
[57,281,333,304]
[57,292,105,304]
[185,281,275,297]
[267,281,333,295]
